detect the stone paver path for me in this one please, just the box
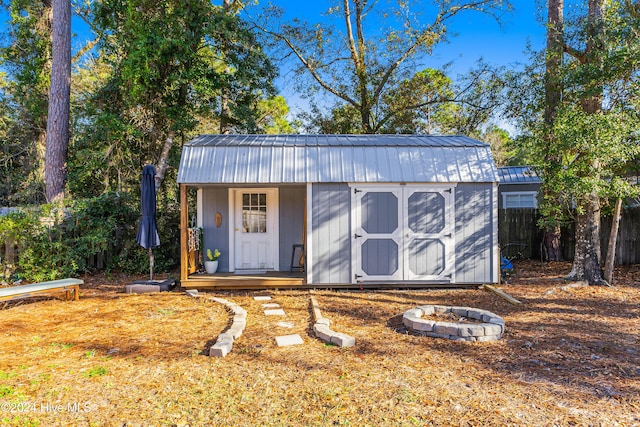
[254,294,303,347]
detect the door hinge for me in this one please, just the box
[354,233,362,239]
[355,274,363,280]
[445,188,452,193]
[444,233,452,238]
[354,188,362,194]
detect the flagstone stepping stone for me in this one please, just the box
[262,303,280,308]
[277,321,295,328]
[264,308,286,316]
[275,334,304,347]
[254,295,272,301]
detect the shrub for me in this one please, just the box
[2,192,180,282]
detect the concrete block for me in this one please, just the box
[262,303,280,308]
[464,309,483,321]
[217,332,234,343]
[433,305,451,315]
[404,308,424,318]
[330,333,356,348]
[232,314,247,325]
[264,308,286,316]
[424,332,452,340]
[417,305,435,316]
[314,324,333,342]
[475,335,500,342]
[402,316,415,329]
[227,325,244,339]
[434,322,461,336]
[483,323,503,336]
[125,284,160,294]
[412,319,435,332]
[210,341,232,357]
[254,295,272,301]
[488,316,505,326]
[451,307,469,317]
[185,289,200,297]
[315,318,331,327]
[310,297,324,322]
[457,324,486,337]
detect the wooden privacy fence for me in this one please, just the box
[498,208,640,265]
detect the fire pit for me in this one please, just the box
[402,304,504,342]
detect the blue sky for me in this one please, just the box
[248,0,551,116]
[2,0,552,122]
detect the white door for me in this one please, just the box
[232,189,279,270]
[403,187,455,281]
[353,187,404,281]
[352,185,455,282]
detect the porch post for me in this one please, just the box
[306,183,313,284]
[180,184,189,282]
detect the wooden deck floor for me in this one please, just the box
[181,271,306,290]
[180,272,477,290]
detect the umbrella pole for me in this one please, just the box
[149,248,154,281]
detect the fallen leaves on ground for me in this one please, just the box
[0,262,638,426]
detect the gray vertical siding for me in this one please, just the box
[312,183,351,283]
[202,187,230,272]
[278,186,306,271]
[455,183,497,283]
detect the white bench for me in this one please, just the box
[0,278,82,302]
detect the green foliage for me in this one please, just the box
[0,385,15,397]
[0,0,52,205]
[262,0,509,133]
[508,0,640,234]
[83,366,107,378]
[1,192,180,282]
[255,96,296,134]
[69,0,278,197]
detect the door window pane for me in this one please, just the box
[242,193,267,233]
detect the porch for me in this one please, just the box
[180,271,306,290]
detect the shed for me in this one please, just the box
[497,166,542,209]
[177,134,500,289]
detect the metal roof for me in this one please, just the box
[497,166,542,184]
[177,134,499,184]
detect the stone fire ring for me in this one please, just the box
[402,305,505,342]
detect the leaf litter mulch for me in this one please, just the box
[1,261,639,426]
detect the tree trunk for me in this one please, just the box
[543,225,562,261]
[545,0,563,125]
[44,0,71,203]
[567,192,606,285]
[542,0,564,261]
[154,130,175,191]
[567,0,606,284]
[603,197,623,285]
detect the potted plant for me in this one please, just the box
[205,249,221,274]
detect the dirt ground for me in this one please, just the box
[0,260,639,426]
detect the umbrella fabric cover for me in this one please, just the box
[136,165,160,249]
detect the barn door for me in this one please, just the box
[353,187,403,281]
[352,185,455,283]
[403,187,454,281]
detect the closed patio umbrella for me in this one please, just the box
[136,164,160,281]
